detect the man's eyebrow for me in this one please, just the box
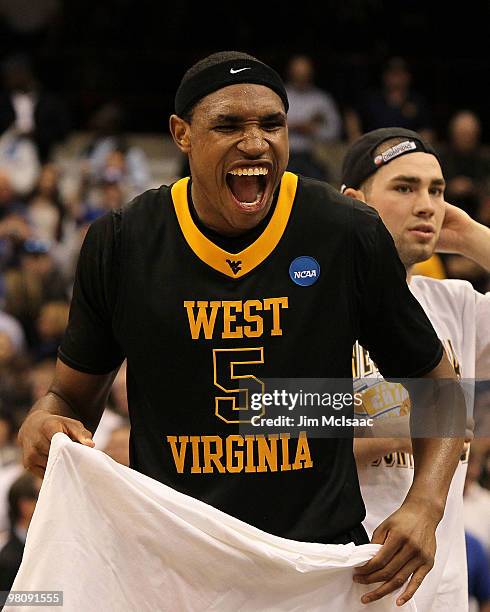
[389,175,421,184]
[260,112,286,122]
[211,112,286,123]
[389,175,446,187]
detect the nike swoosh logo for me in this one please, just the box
[230,67,251,74]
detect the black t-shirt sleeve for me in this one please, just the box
[58,212,125,374]
[353,205,443,378]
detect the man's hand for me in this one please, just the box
[18,409,94,478]
[18,360,119,478]
[353,498,439,606]
[436,201,490,271]
[436,201,473,254]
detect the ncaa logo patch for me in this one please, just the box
[289,256,320,287]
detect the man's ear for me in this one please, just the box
[342,187,367,202]
[169,114,191,153]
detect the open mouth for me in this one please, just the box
[226,166,270,213]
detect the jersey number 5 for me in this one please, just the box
[213,347,265,424]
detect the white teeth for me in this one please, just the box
[228,166,269,176]
[239,189,264,207]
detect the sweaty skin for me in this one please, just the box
[169,83,289,235]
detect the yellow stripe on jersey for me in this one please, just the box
[171,172,298,279]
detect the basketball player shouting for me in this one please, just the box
[19,54,464,607]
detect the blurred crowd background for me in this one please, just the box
[0,1,489,609]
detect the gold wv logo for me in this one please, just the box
[226,259,242,275]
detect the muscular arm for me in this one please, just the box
[18,359,119,477]
[354,437,412,465]
[354,413,412,464]
[405,354,464,514]
[354,353,465,606]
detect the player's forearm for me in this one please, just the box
[27,366,115,434]
[27,389,99,432]
[405,436,463,520]
[460,221,490,271]
[354,437,412,464]
[404,353,465,517]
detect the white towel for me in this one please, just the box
[8,433,416,611]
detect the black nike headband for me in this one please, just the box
[341,127,441,192]
[175,58,289,118]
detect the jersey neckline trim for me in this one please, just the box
[171,172,298,279]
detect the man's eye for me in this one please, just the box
[430,188,444,196]
[262,123,283,131]
[395,185,411,193]
[213,125,237,132]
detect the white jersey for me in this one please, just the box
[8,433,416,612]
[355,276,490,612]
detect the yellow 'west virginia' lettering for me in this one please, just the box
[222,301,242,339]
[166,432,313,474]
[243,299,263,338]
[184,297,288,340]
[263,297,288,336]
[245,435,256,473]
[166,435,188,473]
[292,431,313,469]
[226,435,244,472]
[202,436,226,474]
[190,436,202,474]
[184,300,221,340]
[280,432,291,471]
[256,434,279,472]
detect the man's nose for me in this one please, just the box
[414,191,436,217]
[236,127,269,157]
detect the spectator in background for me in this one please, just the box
[0,409,23,536]
[464,448,490,560]
[0,171,30,272]
[0,311,30,413]
[0,307,25,355]
[0,125,40,195]
[34,300,69,361]
[0,0,61,57]
[27,163,65,243]
[441,113,490,292]
[285,54,341,180]
[98,179,125,212]
[0,55,69,161]
[0,408,19,467]
[82,102,150,200]
[4,239,67,346]
[27,359,55,403]
[441,111,490,220]
[466,531,490,612]
[345,57,433,143]
[0,472,40,591]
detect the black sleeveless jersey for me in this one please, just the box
[60,172,442,543]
